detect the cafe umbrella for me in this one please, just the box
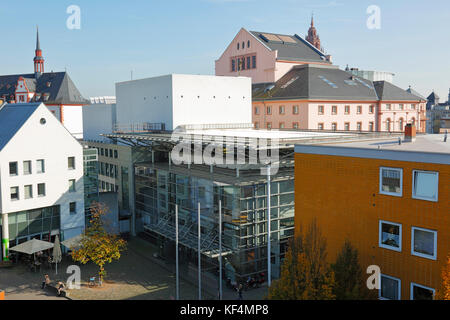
[52,235,62,275]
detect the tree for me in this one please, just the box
[267,219,335,300]
[331,240,374,300]
[70,202,127,285]
[437,254,450,300]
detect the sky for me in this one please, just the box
[1,0,449,100]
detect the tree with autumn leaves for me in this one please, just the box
[437,254,450,300]
[70,202,127,285]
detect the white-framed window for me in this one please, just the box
[379,274,401,300]
[379,167,403,197]
[293,105,299,114]
[412,170,438,202]
[10,186,19,201]
[379,220,402,252]
[23,160,32,175]
[36,159,45,173]
[410,282,435,300]
[69,179,76,192]
[9,162,18,176]
[70,202,77,215]
[38,183,46,197]
[411,227,437,260]
[24,185,33,199]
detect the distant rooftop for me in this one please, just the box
[89,96,116,104]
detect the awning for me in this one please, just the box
[9,239,54,255]
[61,234,83,250]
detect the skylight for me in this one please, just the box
[354,77,373,89]
[318,75,338,88]
[344,80,357,86]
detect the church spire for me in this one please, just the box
[34,26,45,77]
[306,14,322,52]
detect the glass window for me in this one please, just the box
[69,179,76,192]
[369,105,374,114]
[411,227,437,260]
[293,105,299,114]
[379,221,402,251]
[380,275,401,300]
[332,106,337,115]
[357,122,362,131]
[100,148,104,156]
[38,183,46,197]
[247,56,251,70]
[231,59,235,72]
[23,160,32,175]
[37,159,45,173]
[357,106,362,114]
[412,170,438,201]
[293,122,298,129]
[318,123,324,130]
[109,149,113,157]
[267,122,272,129]
[10,186,19,200]
[369,122,374,131]
[266,106,271,115]
[279,106,285,114]
[252,55,256,69]
[410,283,434,300]
[379,167,402,196]
[70,202,76,214]
[344,123,350,131]
[331,123,337,131]
[68,157,75,170]
[254,106,259,115]
[279,123,285,129]
[9,162,18,176]
[24,185,33,199]
[114,150,118,158]
[318,105,324,115]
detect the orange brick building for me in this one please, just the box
[294,134,449,299]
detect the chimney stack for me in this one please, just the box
[404,123,416,142]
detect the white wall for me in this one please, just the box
[115,74,252,130]
[82,104,116,142]
[63,105,84,140]
[0,104,85,237]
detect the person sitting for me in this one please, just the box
[42,274,51,289]
[57,281,65,297]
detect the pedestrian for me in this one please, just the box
[42,274,50,289]
[237,283,243,300]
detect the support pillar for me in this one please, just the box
[2,214,9,261]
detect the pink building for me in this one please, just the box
[252,64,426,132]
[215,28,332,84]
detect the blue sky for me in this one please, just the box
[1,0,449,100]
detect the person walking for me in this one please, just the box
[237,283,243,300]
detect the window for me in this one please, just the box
[10,187,19,200]
[109,149,113,158]
[242,41,245,49]
[411,227,437,260]
[241,57,245,70]
[23,160,32,175]
[293,122,299,129]
[344,105,350,114]
[332,106,337,115]
[246,56,251,70]
[68,157,75,170]
[410,283,435,300]
[379,221,402,251]
[279,106,285,114]
[231,59,235,72]
[386,104,391,110]
[318,105,324,115]
[412,170,438,202]
[369,122,374,131]
[37,159,45,173]
[114,150,118,158]
[267,122,272,129]
[254,106,259,115]
[100,148,104,156]
[386,119,391,131]
[379,274,401,300]
[279,122,285,129]
[344,123,350,131]
[411,104,416,110]
[266,106,272,115]
[254,122,259,129]
[357,122,362,131]
[318,123,324,130]
[9,162,18,176]
[24,185,33,199]
[399,104,404,110]
[399,118,404,131]
[369,105,374,114]
[38,183,46,197]
[252,55,256,69]
[356,106,362,114]
[293,105,299,114]
[237,43,239,50]
[331,123,337,131]
[380,167,402,196]
[70,202,76,215]
[247,40,250,48]
[69,179,76,192]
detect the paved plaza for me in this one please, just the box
[0,237,267,300]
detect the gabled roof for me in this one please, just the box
[249,31,329,63]
[374,81,424,102]
[0,103,40,151]
[253,64,378,101]
[406,87,426,100]
[427,91,440,101]
[0,72,89,105]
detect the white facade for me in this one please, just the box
[348,69,395,83]
[82,103,117,142]
[0,103,85,259]
[115,74,252,130]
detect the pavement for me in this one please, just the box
[0,236,268,300]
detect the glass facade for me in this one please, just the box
[83,148,99,223]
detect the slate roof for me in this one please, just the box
[427,91,440,102]
[406,87,426,100]
[0,103,40,151]
[252,64,378,101]
[373,81,425,102]
[0,72,89,105]
[249,31,330,64]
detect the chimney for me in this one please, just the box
[325,54,332,63]
[404,123,416,142]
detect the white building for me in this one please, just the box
[83,99,117,143]
[0,103,85,261]
[345,67,395,83]
[115,74,252,131]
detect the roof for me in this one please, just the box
[406,87,426,100]
[295,134,450,165]
[373,81,425,102]
[0,103,40,151]
[253,64,378,101]
[249,30,329,63]
[427,91,440,101]
[0,72,89,105]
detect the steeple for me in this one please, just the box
[306,13,322,52]
[34,26,44,77]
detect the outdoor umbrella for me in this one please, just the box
[52,235,62,275]
[61,234,83,251]
[9,238,54,255]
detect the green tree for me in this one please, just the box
[70,202,127,284]
[268,219,335,300]
[331,240,373,299]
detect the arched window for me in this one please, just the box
[386,118,391,131]
[242,41,245,49]
[247,40,250,48]
[237,43,239,50]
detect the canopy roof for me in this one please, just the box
[10,238,54,255]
